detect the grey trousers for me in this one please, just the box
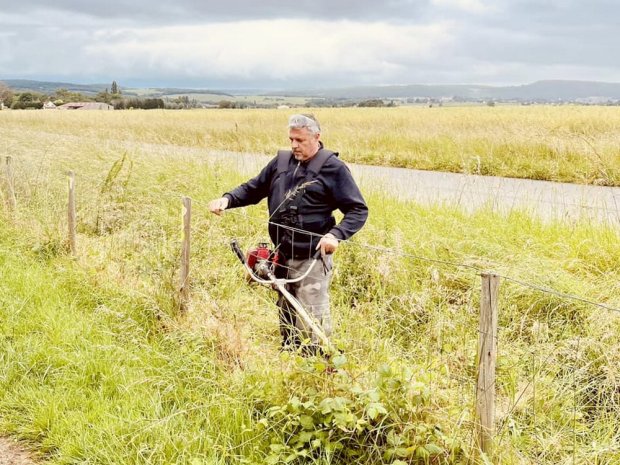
[277,255,333,350]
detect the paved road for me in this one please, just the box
[202,150,620,228]
[353,163,620,227]
[135,143,620,227]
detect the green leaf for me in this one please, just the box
[314,360,327,372]
[387,431,403,446]
[300,415,315,429]
[425,443,444,455]
[415,446,430,459]
[366,402,387,420]
[332,354,347,368]
[302,400,315,410]
[288,397,301,412]
[325,441,344,452]
[297,431,313,443]
[319,398,333,414]
[367,390,380,402]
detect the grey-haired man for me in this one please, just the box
[209,114,368,354]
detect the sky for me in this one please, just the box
[0,0,618,90]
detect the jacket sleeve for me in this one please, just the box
[223,157,277,208]
[328,165,368,240]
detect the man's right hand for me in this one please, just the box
[208,197,229,216]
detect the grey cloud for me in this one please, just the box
[0,0,429,24]
[445,1,620,71]
[2,0,620,88]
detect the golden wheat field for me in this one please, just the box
[2,105,619,185]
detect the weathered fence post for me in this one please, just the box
[476,272,500,457]
[5,156,17,212]
[67,171,77,257]
[179,196,192,311]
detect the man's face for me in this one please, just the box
[289,127,320,162]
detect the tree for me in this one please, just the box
[95,89,111,104]
[54,88,91,103]
[357,99,385,107]
[111,81,120,95]
[0,81,14,107]
[18,92,35,103]
[11,92,44,109]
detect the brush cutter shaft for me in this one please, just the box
[230,239,333,352]
[268,271,333,351]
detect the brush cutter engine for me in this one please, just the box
[246,243,281,279]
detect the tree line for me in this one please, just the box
[0,81,201,110]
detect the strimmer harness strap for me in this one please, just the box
[276,148,338,180]
[272,148,338,259]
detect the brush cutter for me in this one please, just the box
[230,239,334,353]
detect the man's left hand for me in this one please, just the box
[316,233,339,256]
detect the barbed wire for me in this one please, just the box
[210,205,620,315]
[495,274,620,314]
[5,179,619,317]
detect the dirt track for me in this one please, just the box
[0,438,35,465]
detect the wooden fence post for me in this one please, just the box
[476,272,500,457]
[5,156,17,212]
[67,171,77,257]
[179,196,192,311]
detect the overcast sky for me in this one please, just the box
[0,0,618,90]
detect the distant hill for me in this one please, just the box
[283,80,620,101]
[3,78,620,102]
[2,79,109,95]
[0,79,233,98]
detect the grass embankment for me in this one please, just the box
[1,105,619,185]
[0,117,619,463]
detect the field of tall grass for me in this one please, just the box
[1,105,619,185]
[1,109,619,464]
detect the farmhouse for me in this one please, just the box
[42,101,57,110]
[58,102,114,110]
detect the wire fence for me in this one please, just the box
[2,154,620,463]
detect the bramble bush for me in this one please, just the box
[252,354,465,464]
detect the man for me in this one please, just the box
[209,114,368,354]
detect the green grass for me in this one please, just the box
[0,114,619,463]
[0,224,263,464]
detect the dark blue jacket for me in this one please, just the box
[224,148,368,258]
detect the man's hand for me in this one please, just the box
[208,197,229,216]
[316,233,339,256]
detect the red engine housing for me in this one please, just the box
[246,243,280,273]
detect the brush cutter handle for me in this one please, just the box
[230,239,246,265]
